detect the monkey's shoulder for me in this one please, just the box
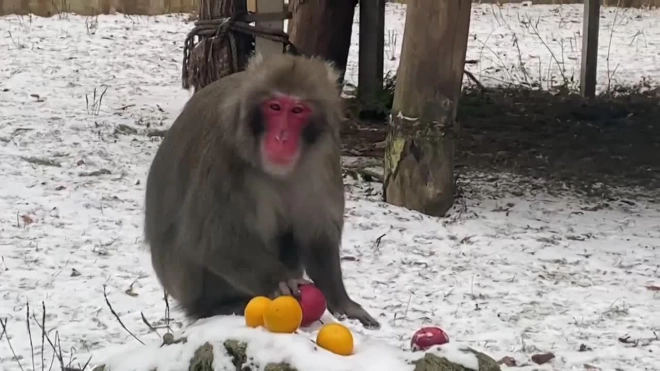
[188,72,248,106]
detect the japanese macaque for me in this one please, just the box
[143,53,380,328]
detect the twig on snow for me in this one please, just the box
[164,291,173,334]
[103,285,144,345]
[147,129,168,138]
[343,163,384,183]
[618,332,659,347]
[40,302,46,371]
[0,317,26,371]
[371,233,387,252]
[26,304,36,371]
[464,69,486,91]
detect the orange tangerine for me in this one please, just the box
[244,296,272,328]
[263,296,303,333]
[316,323,354,356]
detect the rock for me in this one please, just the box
[412,348,501,371]
[90,316,500,371]
[94,340,500,371]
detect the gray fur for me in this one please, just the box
[144,54,380,328]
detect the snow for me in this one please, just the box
[0,3,659,371]
[351,3,660,92]
[96,315,483,371]
[96,316,420,371]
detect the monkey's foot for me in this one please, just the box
[331,300,381,329]
[271,278,312,298]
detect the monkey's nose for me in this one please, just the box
[275,131,290,142]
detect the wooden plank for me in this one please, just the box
[248,0,285,57]
[580,0,600,98]
[358,0,386,111]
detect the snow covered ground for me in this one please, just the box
[356,3,660,92]
[0,3,659,371]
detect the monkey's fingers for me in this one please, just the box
[353,311,381,330]
[276,281,294,297]
[331,301,381,330]
[274,278,312,298]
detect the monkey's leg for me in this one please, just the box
[179,198,307,300]
[183,269,251,319]
[194,234,307,300]
[301,233,381,329]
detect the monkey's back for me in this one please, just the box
[145,73,245,233]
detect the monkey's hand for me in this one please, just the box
[271,277,313,299]
[330,299,381,329]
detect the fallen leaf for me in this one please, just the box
[497,356,517,366]
[125,281,139,297]
[531,352,555,365]
[578,343,593,352]
[21,215,35,225]
[79,168,111,177]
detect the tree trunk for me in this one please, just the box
[199,0,246,20]
[183,0,252,91]
[287,0,358,81]
[383,0,472,217]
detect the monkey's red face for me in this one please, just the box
[260,94,312,175]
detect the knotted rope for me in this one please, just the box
[181,12,300,91]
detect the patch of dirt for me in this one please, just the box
[340,86,660,196]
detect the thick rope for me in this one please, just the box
[181,12,301,91]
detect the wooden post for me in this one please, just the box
[580,0,600,98]
[383,0,472,217]
[287,0,359,82]
[248,0,285,57]
[358,0,385,112]
[199,0,246,20]
[185,0,251,91]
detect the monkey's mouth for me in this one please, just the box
[264,146,298,166]
[265,152,299,169]
[261,154,300,178]
[262,134,300,167]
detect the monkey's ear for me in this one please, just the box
[246,52,265,71]
[322,60,341,86]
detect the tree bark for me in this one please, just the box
[287,0,358,81]
[199,0,247,20]
[383,0,472,217]
[184,0,252,91]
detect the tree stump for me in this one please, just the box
[383,0,472,217]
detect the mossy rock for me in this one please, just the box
[93,338,500,371]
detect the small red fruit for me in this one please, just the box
[298,284,327,327]
[410,327,450,351]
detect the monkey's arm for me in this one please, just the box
[299,220,381,329]
[299,221,350,306]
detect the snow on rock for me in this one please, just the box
[91,315,498,371]
[0,4,659,371]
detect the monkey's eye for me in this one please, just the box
[269,103,281,111]
[291,106,304,114]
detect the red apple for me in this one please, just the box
[298,284,327,327]
[410,327,450,351]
